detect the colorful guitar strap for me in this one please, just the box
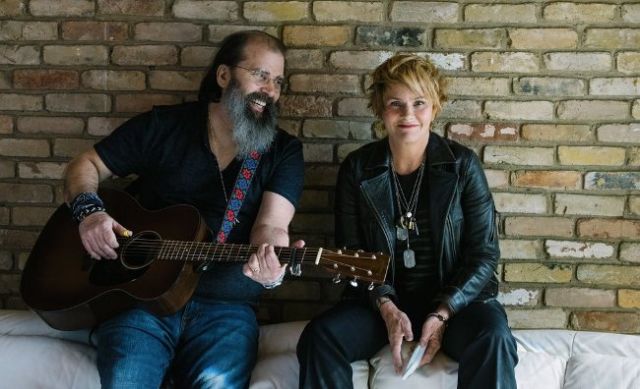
[197,150,262,272]
[216,150,262,243]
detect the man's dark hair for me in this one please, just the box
[198,30,286,103]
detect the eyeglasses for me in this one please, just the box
[233,66,286,92]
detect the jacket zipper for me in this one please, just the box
[361,186,396,284]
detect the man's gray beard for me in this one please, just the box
[222,80,278,159]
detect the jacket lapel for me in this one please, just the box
[426,133,459,261]
[360,140,396,255]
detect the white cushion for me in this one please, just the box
[0,309,91,344]
[252,320,369,389]
[512,330,574,389]
[572,331,640,358]
[368,343,458,389]
[563,354,640,389]
[0,334,99,389]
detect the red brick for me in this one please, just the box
[61,21,128,41]
[578,219,640,239]
[280,95,332,118]
[0,115,13,134]
[13,69,79,90]
[571,311,640,333]
[98,0,165,16]
[512,170,581,189]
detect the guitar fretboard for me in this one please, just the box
[118,237,320,264]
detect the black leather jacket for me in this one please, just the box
[335,132,499,315]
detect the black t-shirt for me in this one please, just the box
[94,102,304,303]
[394,170,440,321]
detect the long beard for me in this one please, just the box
[221,80,278,159]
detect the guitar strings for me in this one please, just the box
[106,237,381,276]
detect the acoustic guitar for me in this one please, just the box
[20,188,390,331]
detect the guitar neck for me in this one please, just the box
[155,239,320,265]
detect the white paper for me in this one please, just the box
[401,344,425,380]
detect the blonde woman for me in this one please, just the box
[297,54,517,389]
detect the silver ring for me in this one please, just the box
[251,266,260,273]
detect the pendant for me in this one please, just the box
[396,226,408,241]
[403,249,416,268]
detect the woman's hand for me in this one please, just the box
[418,307,450,366]
[379,300,413,374]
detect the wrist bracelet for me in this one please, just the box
[262,271,285,289]
[427,312,448,323]
[69,192,106,224]
[376,297,392,310]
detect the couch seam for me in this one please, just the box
[561,331,577,389]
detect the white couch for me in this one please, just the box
[1,309,639,389]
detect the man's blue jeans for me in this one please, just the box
[96,300,258,389]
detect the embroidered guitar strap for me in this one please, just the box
[216,150,262,243]
[197,150,262,272]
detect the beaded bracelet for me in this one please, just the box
[69,192,106,224]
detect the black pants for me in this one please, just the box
[297,299,518,389]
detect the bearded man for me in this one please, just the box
[62,30,304,389]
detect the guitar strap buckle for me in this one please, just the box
[288,248,302,276]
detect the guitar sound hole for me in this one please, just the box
[88,231,161,286]
[121,231,162,270]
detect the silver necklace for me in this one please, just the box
[390,157,425,269]
[217,165,229,203]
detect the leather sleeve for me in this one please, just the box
[334,154,363,250]
[435,150,500,315]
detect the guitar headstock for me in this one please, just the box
[317,248,390,288]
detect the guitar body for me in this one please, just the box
[20,188,209,330]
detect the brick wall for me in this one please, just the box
[0,0,639,332]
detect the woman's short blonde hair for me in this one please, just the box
[368,54,447,119]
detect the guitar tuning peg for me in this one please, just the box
[357,249,364,253]
[332,274,341,284]
[368,282,375,291]
[349,277,358,287]
[337,249,342,254]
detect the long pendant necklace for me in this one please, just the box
[391,157,425,269]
